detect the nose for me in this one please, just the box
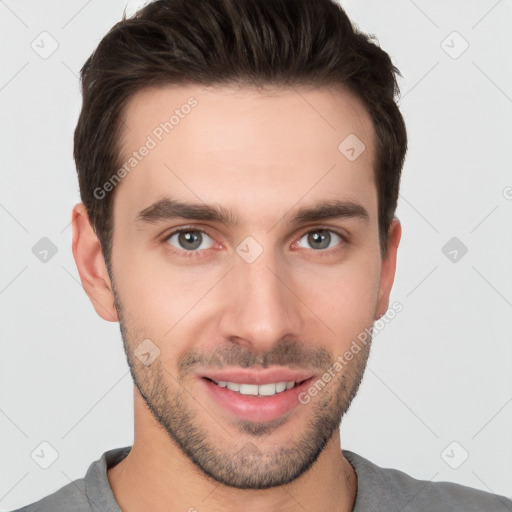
[217,246,305,354]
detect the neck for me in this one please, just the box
[107,390,357,512]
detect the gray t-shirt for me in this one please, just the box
[11,446,512,511]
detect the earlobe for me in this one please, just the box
[71,203,119,322]
[376,217,402,319]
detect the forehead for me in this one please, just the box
[115,83,377,227]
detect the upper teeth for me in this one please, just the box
[215,381,296,396]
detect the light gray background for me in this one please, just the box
[1,0,511,510]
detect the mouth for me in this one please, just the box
[204,377,307,397]
[197,368,315,423]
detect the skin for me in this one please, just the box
[72,83,401,512]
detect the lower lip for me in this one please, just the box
[199,377,313,423]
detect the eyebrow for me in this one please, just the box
[135,197,369,228]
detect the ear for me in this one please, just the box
[375,217,402,319]
[71,203,119,322]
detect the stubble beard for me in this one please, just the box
[113,287,372,490]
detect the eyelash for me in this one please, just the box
[162,226,348,259]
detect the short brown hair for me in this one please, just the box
[74,0,407,266]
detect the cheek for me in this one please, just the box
[293,256,381,340]
[112,244,221,339]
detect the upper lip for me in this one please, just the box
[198,367,315,385]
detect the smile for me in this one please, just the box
[208,379,302,397]
[199,370,315,423]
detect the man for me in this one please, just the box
[12,0,511,511]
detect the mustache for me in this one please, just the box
[177,339,334,378]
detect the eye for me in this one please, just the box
[165,228,214,254]
[295,229,344,251]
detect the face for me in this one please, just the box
[75,83,400,489]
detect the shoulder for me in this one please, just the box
[344,449,512,512]
[8,446,131,512]
[9,478,90,512]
